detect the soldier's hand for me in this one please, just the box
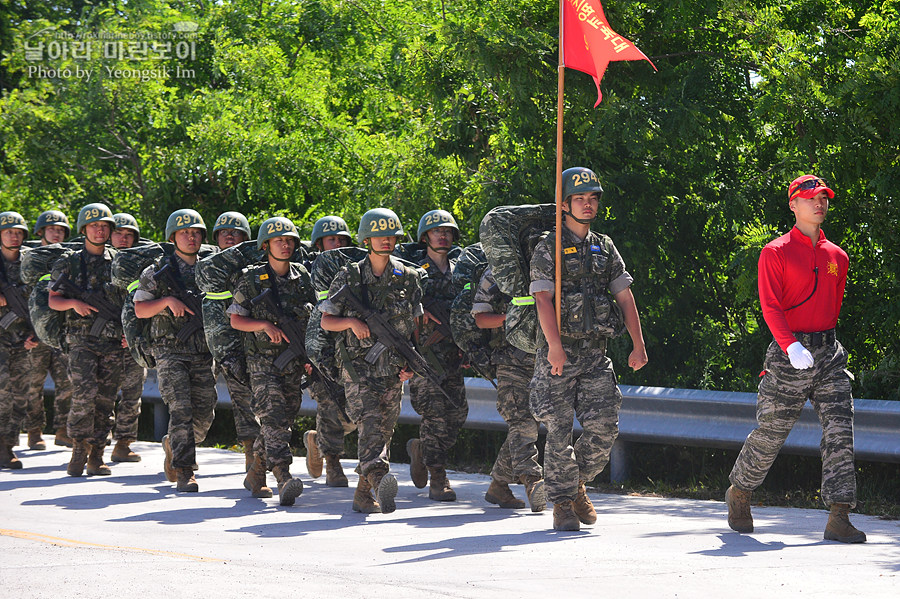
[423,309,442,325]
[628,346,648,371]
[73,300,99,317]
[24,335,39,350]
[349,319,370,340]
[398,367,414,382]
[304,363,313,376]
[0,291,6,307]
[121,335,128,349]
[547,343,567,376]
[263,323,286,344]
[165,297,193,318]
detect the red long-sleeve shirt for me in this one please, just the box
[758,227,848,352]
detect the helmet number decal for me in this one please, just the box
[216,215,242,228]
[265,220,290,235]
[370,217,399,233]
[424,212,451,226]
[1,215,22,226]
[571,171,599,188]
[321,220,341,232]
[175,214,198,227]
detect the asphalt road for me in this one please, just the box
[2,437,897,598]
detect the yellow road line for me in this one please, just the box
[0,529,223,563]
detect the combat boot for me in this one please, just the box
[161,434,177,482]
[352,474,380,514]
[520,474,547,513]
[428,466,456,502]
[573,481,597,524]
[303,430,323,478]
[725,485,754,533]
[86,445,111,476]
[176,467,198,492]
[27,429,46,450]
[553,500,580,531]
[485,480,525,509]
[241,438,255,472]
[824,503,867,544]
[273,465,303,506]
[406,438,428,488]
[54,427,73,447]
[367,470,398,514]
[111,438,141,462]
[243,453,273,498]
[325,454,348,487]
[67,440,89,477]
[1,444,23,469]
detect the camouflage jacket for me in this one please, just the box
[417,255,462,361]
[50,247,124,342]
[0,252,34,345]
[472,266,533,367]
[529,226,632,341]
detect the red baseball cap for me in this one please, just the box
[788,174,835,202]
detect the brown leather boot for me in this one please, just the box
[111,439,141,462]
[725,485,754,533]
[352,474,380,514]
[553,500,580,531]
[86,445,111,476]
[273,465,303,506]
[520,474,547,513]
[485,480,525,509]
[241,438,255,472]
[428,466,456,502]
[325,454,348,487]
[67,440,89,477]
[366,471,398,514]
[1,444,23,469]
[161,434,177,482]
[54,427,73,447]
[573,481,597,524]
[243,453,273,498]
[176,467,199,492]
[824,503,867,543]
[303,430,323,478]
[27,429,46,450]
[406,438,428,488]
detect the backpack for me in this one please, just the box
[22,243,79,350]
[448,243,496,381]
[479,204,555,353]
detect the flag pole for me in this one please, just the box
[554,0,565,331]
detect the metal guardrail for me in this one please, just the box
[46,373,900,481]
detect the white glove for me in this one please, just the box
[786,341,814,369]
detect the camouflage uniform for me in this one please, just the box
[319,256,423,479]
[472,266,541,484]
[114,348,145,440]
[26,343,72,433]
[409,257,467,468]
[0,254,34,448]
[227,262,315,469]
[135,255,216,469]
[307,376,354,456]
[528,226,633,503]
[51,250,125,448]
[215,363,258,441]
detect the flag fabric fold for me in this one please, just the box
[562,0,657,106]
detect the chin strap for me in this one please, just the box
[562,210,595,225]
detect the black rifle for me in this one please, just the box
[250,287,349,421]
[152,262,204,343]
[50,272,121,337]
[0,267,32,330]
[422,296,497,389]
[330,284,455,404]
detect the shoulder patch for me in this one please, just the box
[392,267,403,276]
[259,273,269,281]
[590,244,602,253]
[563,246,577,255]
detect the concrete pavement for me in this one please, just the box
[1,436,897,598]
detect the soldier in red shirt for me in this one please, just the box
[726,174,865,543]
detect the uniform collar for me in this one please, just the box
[790,226,828,248]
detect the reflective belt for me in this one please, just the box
[205,290,233,301]
[511,296,535,306]
[317,290,329,301]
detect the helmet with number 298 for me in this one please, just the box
[256,216,300,250]
[357,208,404,245]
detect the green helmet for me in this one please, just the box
[76,203,116,234]
[0,211,29,233]
[257,216,301,250]
[561,167,604,202]
[165,209,207,241]
[212,211,251,242]
[357,208,404,245]
[112,212,140,235]
[311,215,353,247]
[33,210,71,237]
[417,209,459,242]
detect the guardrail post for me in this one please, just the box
[609,439,630,483]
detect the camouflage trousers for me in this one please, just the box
[730,339,857,507]
[490,362,542,485]
[27,343,72,431]
[0,344,32,446]
[529,346,622,503]
[409,354,468,468]
[157,353,217,469]
[248,358,303,470]
[114,348,145,441]
[67,337,123,448]
[216,363,260,442]
[343,367,402,478]
[308,377,355,457]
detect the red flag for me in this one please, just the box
[562,0,657,106]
